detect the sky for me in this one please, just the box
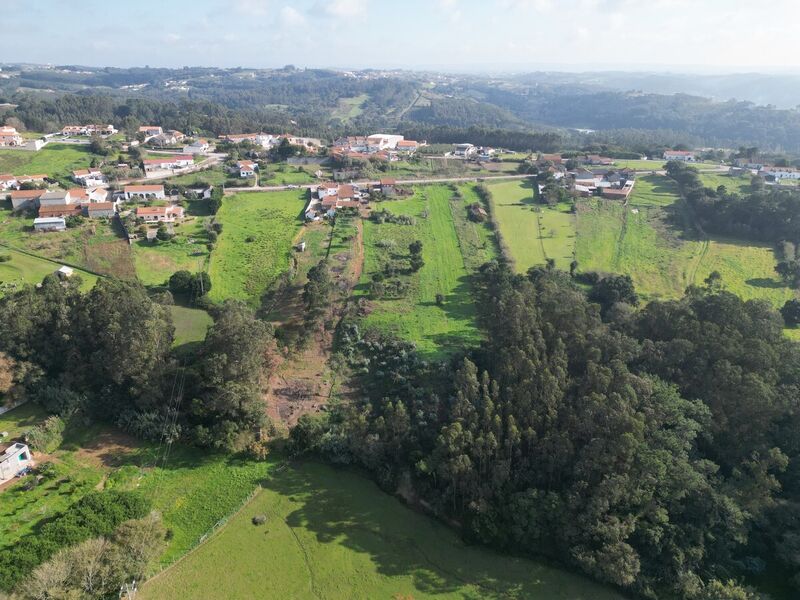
[3,0,800,73]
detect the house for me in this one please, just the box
[539,153,563,165]
[72,168,106,187]
[0,174,18,190]
[142,156,193,173]
[453,143,477,158]
[38,189,72,207]
[183,139,210,154]
[8,189,45,211]
[0,126,23,147]
[16,174,47,186]
[0,442,33,484]
[237,160,257,177]
[585,154,614,166]
[124,185,166,201]
[39,204,82,218]
[220,132,276,148]
[87,187,109,203]
[379,177,396,196]
[759,166,800,180]
[138,126,163,140]
[367,134,405,151]
[86,202,116,218]
[663,150,696,162]
[600,187,633,200]
[136,205,185,223]
[395,140,419,155]
[33,217,66,231]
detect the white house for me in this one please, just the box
[453,143,477,158]
[0,126,23,147]
[62,124,116,136]
[33,217,67,231]
[367,134,405,151]
[38,189,73,207]
[183,139,210,154]
[395,140,419,155]
[143,155,194,173]
[0,442,33,484]
[72,168,106,187]
[663,150,696,162]
[138,125,163,140]
[124,185,166,200]
[237,160,257,177]
[759,166,800,180]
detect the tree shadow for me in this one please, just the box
[746,278,787,289]
[260,460,627,600]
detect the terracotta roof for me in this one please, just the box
[88,202,115,211]
[380,178,396,185]
[39,204,82,216]
[68,188,88,200]
[338,184,355,198]
[0,174,17,182]
[9,189,45,199]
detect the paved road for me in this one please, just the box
[223,173,533,193]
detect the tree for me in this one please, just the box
[168,270,193,295]
[589,274,639,314]
[303,260,333,329]
[156,225,172,241]
[781,299,800,327]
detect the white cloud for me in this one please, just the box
[280,5,306,26]
[325,0,368,18]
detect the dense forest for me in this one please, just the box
[293,263,800,599]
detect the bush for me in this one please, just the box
[0,254,10,262]
[252,514,267,526]
[25,415,66,453]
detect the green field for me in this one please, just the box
[141,460,625,600]
[170,305,213,346]
[331,93,369,120]
[359,185,484,356]
[487,179,576,272]
[0,143,104,177]
[628,175,681,207]
[163,167,232,187]
[261,165,318,186]
[0,247,99,293]
[698,172,754,195]
[207,190,305,304]
[613,159,722,171]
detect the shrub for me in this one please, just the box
[252,515,267,526]
[0,254,10,262]
[25,416,66,453]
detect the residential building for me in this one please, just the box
[539,153,563,164]
[33,217,66,231]
[0,174,18,190]
[663,150,696,162]
[8,189,45,211]
[72,168,106,187]
[0,126,23,147]
[138,125,163,140]
[453,143,477,158]
[220,132,276,148]
[142,156,193,173]
[585,154,614,165]
[183,139,210,154]
[136,205,185,223]
[395,140,419,155]
[0,442,33,484]
[366,134,405,151]
[124,185,166,200]
[237,160,257,177]
[759,166,800,180]
[61,124,117,136]
[16,174,47,185]
[38,189,72,207]
[86,202,117,218]
[39,204,82,218]
[379,177,397,196]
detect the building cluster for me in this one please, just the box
[571,167,636,200]
[142,155,194,174]
[450,143,498,159]
[330,134,421,161]
[663,150,696,162]
[61,124,117,137]
[304,178,397,220]
[218,132,321,153]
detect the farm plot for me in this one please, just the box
[487,179,576,272]
[0,143,105,178]
[451,184,498,271]
[0,247,99,293]
[141,460,626,600]
[359,185,483,356]
[698,173,753,195]
[207,190,305,304]
[628,175,681,207]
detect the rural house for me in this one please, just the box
[72,168,106,187]
[124,185,166,201]
[138,125,163,140]
[183,138,210,154]
[142,156,193,173]
[237,160,257,177]
[61,124,117,136]
[453,143,477,158]
[663,150,696,162]
[136,205,185,223]
[86,202,117,218]
[0,126,24,147]
[8,189,46,211]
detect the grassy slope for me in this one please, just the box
[0,248,98,292]
[0,143,103,177]
[207,190,305,304]
[697,173,754,195]
[628,175,681,207]
[360,186,482,357]
[142,460,625,600]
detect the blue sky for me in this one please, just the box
[3,0,800,72]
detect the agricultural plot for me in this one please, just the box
[698,173,753,195]
[451,184,498,271]
[133,203,212,287]
[487,179,576,272]
[359,185,483,356]
[331,93,369,120]
[613,159,722,171]
[260,165,318,186]
[141,460,625,600]
[628,175,681,207]
[0,247,99,293]
[163,166,233,187]
[207,190,305,305]
[0,143,104,178]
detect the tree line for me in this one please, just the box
[293,264,800,599]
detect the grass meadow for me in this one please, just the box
[0,143,104,177]
[141,460,626,600]
[169,305,213,347]
[207,190,305,304]
[359,185,484,356]
[0,247,99,293]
